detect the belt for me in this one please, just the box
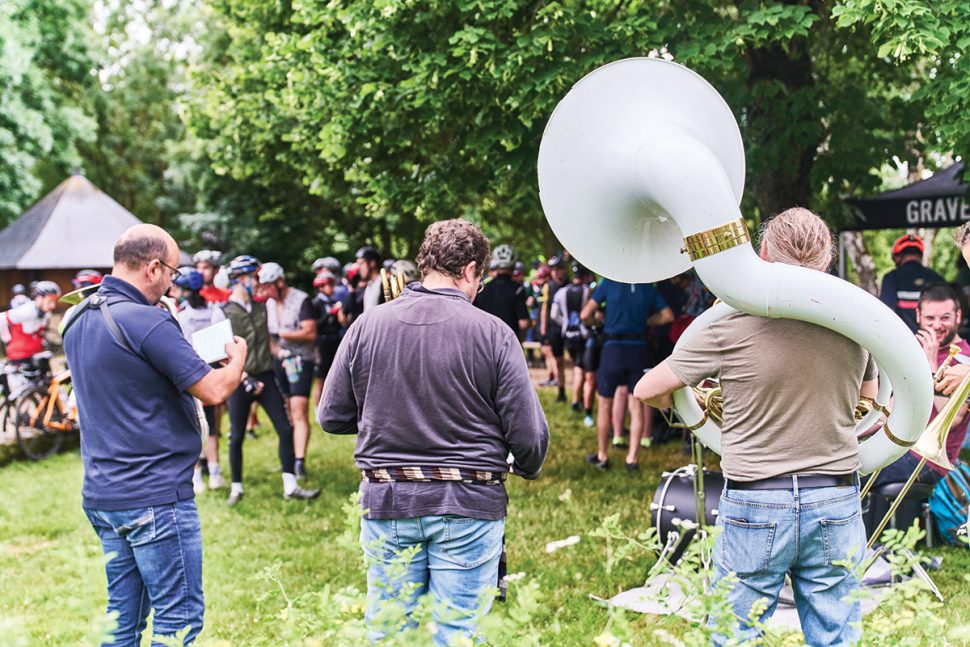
[725,472,858,490]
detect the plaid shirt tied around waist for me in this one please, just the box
[361,466,508,485]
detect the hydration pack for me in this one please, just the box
[929,460,970,546]
[563,285,586,343]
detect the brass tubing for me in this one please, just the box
[859,469,881,501]
[380,268,393,302]
[866,459,925,550]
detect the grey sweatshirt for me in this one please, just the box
[318,283,549,520]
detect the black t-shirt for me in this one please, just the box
[312,293,343,340]
[879,260,945,332]
[474,274,529,337]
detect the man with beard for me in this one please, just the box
[871,281,970,488]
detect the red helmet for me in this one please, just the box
[892,234,924,256]
[313,271,336,287]
[72,269,103,289]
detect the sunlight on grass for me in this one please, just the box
[1,390,968,644]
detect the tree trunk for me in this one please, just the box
[843,231,879,295]
[744,4,820,219]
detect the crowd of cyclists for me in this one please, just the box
[0,241,717,477]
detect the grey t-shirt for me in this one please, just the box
[318,283,549,520]
[667,312,877,481]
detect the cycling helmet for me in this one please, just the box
[490,244,515,270]
[513,261,525,274]
[12,283,26,295]
[312,256,342,274]
[572,262,592,277]
[174,268,204,291]
[72,269,103,290]
[322,256,342,274]
[355,245,382,264]
[547,255,565,269]
[258,262,285,284]
[32,280,62,297]
[213,266,230,290]
[313,270,337,287]
[227,255,261,278]
[193,249,222,266]
[391,259,419,283]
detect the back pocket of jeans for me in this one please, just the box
[440,518,503,568]
[718,517,776,577]
[821,510,865,571]
[113,508,156,547]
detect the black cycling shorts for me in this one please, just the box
[314,338,341,379]
[543,329,564,357]
[274,358,316,398]
[596,343,651,397]
[565,340,588,370]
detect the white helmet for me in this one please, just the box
[391,259,419,283]
[490,244,515,270]
[258,262,285,283]
[213,267,230,290]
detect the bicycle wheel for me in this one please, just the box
[15,386,63,460]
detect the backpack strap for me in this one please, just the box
[61,294,136,354]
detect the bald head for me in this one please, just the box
[112,224,180,304]
[114,224,178,272]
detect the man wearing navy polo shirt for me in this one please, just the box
[64,224,247,646]
[580,278,673,470]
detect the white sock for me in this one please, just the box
[193,466,203,481]
[282,472,297,495]
[231,482,244,495]
[208,462,221,476]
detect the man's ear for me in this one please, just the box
[759,240,769,261]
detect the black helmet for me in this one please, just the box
[571,262,591,277]
[355,246,381,264]
[547,255,565,269]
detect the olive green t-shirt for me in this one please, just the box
[667,312,877,481]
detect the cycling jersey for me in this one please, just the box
[3,301,47,361]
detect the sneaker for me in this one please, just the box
[538,379,558,387]
[284,486,321,500]
[192,473,205,496]
[571,402,581,413]
[640,437,652,449]
[612,436,628,448]
[209,473,227,490]
[247,429,257,440]
[625,461,640,472]
[585,452,609,470]
[555,391,566,403]
[227,491,244,506]
[583,414,595,428]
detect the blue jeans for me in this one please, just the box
[360,515,504,646]
[84,500,204,646]
[711,482,866,647]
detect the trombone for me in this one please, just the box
[865,354,969,550]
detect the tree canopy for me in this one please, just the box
[3,0,970,277]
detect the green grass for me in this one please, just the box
[1,390,968,645]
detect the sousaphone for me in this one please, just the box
[537,58,933,473]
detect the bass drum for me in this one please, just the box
[650,466,724,564]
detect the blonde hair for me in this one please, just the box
[759,207,835,271]
[953,222,970,248]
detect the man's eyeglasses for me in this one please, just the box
[156,259,182,281]
[477,275,486,294]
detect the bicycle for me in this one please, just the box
[14,366,78,460]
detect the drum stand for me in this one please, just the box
[650,433,714,577]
